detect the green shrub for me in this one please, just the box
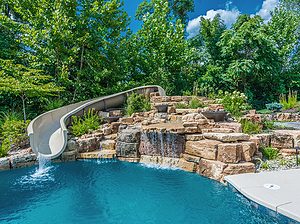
[44,98,65,111]
[261,146,280,160]
[280,157,287,165]
[262,119,276,130]
[0,110,29,157]
[0,139,11,157]
[279,89,298,110]
[143,97,152,112]
[265,102,283,112]
[216,90,249,116]
[126,92,151,116]
[260,161,271,169]
[189,97,201,109]
[71,109,102,137]
[239,118,262,134]
[0,110,22,123]
[182,90,192,96]
[176,102,188,109]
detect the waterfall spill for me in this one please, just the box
[140,131,185,158]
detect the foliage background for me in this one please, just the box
[0,0,299,118]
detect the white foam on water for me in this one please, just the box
[14,153,55,187]
[140,162,179,171]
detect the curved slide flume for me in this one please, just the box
[27,85,166,159]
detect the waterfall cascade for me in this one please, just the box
[139,130,185,167]
[140,131,185,157]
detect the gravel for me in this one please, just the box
[256,156,300,173]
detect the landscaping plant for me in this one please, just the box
[262,118,276,130]
[279,89,298,110]
[261,146,280,160]
[216,90,249,116]
[44,98,65,111]
[0,139,10,158]
[189,97,201,109]
[126,92,151,116]
[176,102,188,109]
[71,109,102,137]
[260,161,271,169]
[239,118,262,135]
[0,110,29,157]
[265,102,283,112]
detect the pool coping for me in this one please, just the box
[225,170,300,224]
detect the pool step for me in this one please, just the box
[77,150,116,159]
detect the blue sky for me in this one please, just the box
[123,0,279,38]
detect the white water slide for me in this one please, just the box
[27,85,166,159]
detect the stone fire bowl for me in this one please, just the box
[201,111,229,122]
[154,105,169,113]
[103,116,122,124]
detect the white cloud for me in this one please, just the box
[186,0,279,39]
[186,1,241,38]
[254,0,279,22]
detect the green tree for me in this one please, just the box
[0,59,64,123]
[194,14,226,64]
[135,0,194,25]
[217,15,281,102]
[6,0,131,102]
[266,6,300,91]
[189,14,228,95]
[132,0,194,95]
[280,0,300,11]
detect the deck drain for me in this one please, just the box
[263,183,281,190]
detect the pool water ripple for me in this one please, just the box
[0,161,284,224]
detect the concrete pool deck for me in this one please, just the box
[225,169,300,223]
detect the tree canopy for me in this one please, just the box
[0,0,299,115]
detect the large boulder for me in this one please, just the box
[10,151,37,169]
[277,113,291,121]
[116,126,141,158]
[185,134,203,141]
[209,104,225,111]
[182,113,205,122]
[275,130,300,147]
[254,133,271,148]
[110,122,121,134]
[198,159,227,182]
[0,157,10,171]
[241,141,257,162]
[217,143,243,163]
[203,133,250,142]
[218,123,242,133]
[182,154,200,163]
[222,162,255,175]
[100,140,116,151]
[178,158,197,172]
[61,150,77,162]
[66,139,79,152]
[117,127,141,143]
[77,137,100,153]
[270,133,294,149]
[116,142,140,157]
[249,136,260,152]
[185,139,221,160]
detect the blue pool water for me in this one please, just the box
[0,160,283,224]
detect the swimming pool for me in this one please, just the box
[0,160,283,223]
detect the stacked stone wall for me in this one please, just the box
[2,97,300,184]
